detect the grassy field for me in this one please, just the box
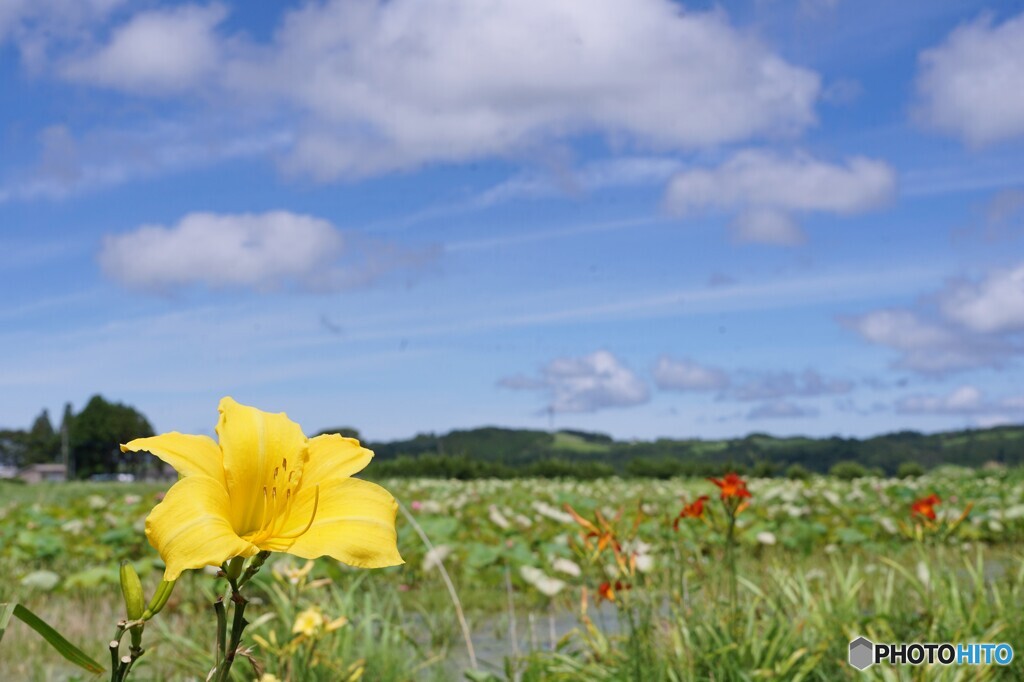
[2,469,1023,680]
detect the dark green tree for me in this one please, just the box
[68,395,154,479]
[26,409,59,465]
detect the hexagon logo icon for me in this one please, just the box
[849,637,874,670]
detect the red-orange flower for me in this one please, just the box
[911,493,940,521]
[708,473,751,500]
[673,495,709,530]
[565,504,620,556]
[597,580,631,603]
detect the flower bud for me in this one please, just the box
[119,561,145,621]
[141,579,175,620]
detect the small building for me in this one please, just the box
[18,463,67,483]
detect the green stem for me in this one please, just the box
[724,502,739,637]
[222,592,249,681]
[213,598,227,672]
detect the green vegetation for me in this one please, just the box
[366,424,1024,479]
[2,472,1022,680]
[2,396,1023,481]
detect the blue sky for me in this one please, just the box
[2,0,1024,442]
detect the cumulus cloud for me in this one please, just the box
[842,308,1011,373]
[653,356,730,391]
[896,385,1024,421]
[747,400,818,420]
[915,11,1024,145]
[499,350,650,413]
[843,260,1024,374]
[654,358,851,402]
[244,0,819,178]
[62,4,226,94]
[99,211,434,293]
[896,385,985,415]
[939,263,1024,333]
[46,0,817,180]
[664,150,895,245]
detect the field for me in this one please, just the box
[2,468,1023,680]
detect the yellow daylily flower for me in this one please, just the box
[122,397,403,581]
[292,606,326,636]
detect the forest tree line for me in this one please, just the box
[2,396,1022,480]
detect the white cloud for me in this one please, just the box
[500,350,649,413]
[728,369,853,401]
[896,385,985,414]
[6,0,825,191]
[99,211,436,293]
[664,150,895,245]
[221,0,819,178]
[730,207,805,245]
[0,122,290,203]
[747,400,817,420]
[654,358,851,404]
[896,385,1024,419]
[0,0,126,71]
[61,4,226,94]
[474,157,684,207]
[846,309,953,352]
[915,11,1024,145]
[653,356,729,391]
[940,264,1024,333]
[842,308,1008,373]
[100,211,343,291]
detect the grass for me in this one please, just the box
[549,433,612,454]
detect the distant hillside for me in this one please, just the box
[360,424,1024,479]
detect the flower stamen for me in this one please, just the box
[277,485,320,540]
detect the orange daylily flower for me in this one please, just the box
[597,580,631,603]
[911,493,940,521]
[565,504,621,556]
[708,473,751,501]
[673,495,709,530]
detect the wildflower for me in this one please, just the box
[422,545,452,572]
[532,501,574,524]
[755,531,777,546]
[520,566,567,597]
[122,397,403,581]
[597,580,630,603]
[673,495,709,530]
[292,606,325,636]
[272,559,316,585]
[488,505,511,530]
[564,504,620,556]
[708,473,751,501]
[911,493,940,521]
[551,557,581,577]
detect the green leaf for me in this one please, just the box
[0,602,104,674]
[0,602,14,643]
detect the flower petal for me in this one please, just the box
[146,475,255,580]
[304,434,374,483]
[121,433,225,486]
[216,396,308,536]
[273,478,403,568]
